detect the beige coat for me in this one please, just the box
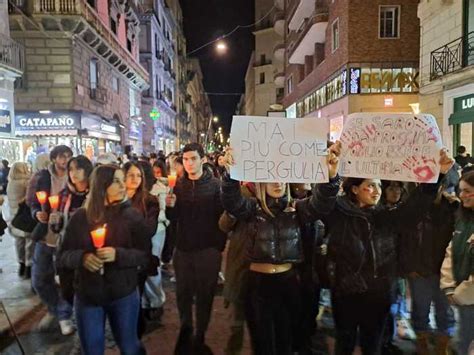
[6,175,30,237]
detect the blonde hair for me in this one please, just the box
[255,182,293,218]
[8,162,30,181]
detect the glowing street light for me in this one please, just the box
[216,41,227,53]
[213,116,219,123]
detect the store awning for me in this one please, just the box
[83,129,121,142]
[15,129,78,136]
[449,111,474,125]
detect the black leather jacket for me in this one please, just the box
[221,176,341,264]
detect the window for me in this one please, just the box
[89,58,98,90]
[287,75,293,94]
[260,54,266,65]
[87,0,95,8]
[112,76,119,93]
[127,39,132,53]
[332,19,339,52]
[259,72,265,84]
[379,6,400,38]
[110,18,117,34]
[155,34,160,58]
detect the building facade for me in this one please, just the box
[140,0,177,154]
[283,0,420,142]
[0,0,24,163]
[9,0,149,161]
[244,0,285,116]
[418,0,474,154]
[186,58,212,146]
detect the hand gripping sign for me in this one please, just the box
[339,113,443,183]
[230,115,329,183]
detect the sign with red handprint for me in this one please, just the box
[339,113,443,183]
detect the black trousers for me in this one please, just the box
[245,269,300,355]
[173,248,221,338]
[332,287,391,355]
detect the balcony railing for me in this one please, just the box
[90,86,108,103]
[430,31,474,80]
[10,0,148,85]
[0,34,24,74]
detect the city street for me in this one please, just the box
[0,228,421,355]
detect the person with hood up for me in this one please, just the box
[220,143,342,355]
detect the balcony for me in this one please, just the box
[288,11,328,65]
[0,34,24,76]
[273,11,285,37]
[430,31,474,80]
[90,86,108,104]
[9,0,149,90]
[288,0,315,31]
[273,43,285,62]
[254,58,272,67]
[274,71,285,88]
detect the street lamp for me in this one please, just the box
[216,41,227,54]
[213,116,219,123]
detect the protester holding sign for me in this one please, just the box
[220,142,342,355]
[323,149,454,354]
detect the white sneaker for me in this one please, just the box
[397,318,416,340]
[37,312,55,331]
[59,319,75,335]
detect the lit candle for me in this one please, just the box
[36,191,47,205]
[90,224,107,249]
[168,172,177,192]
[48,195,59,211]
[90,224,107,275]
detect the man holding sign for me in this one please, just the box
[224,114,454,355]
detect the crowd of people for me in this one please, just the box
[0,141,473,355]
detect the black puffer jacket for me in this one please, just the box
[221,176,341,264]
[325,183,441,296]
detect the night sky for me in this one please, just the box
[179,0,254,135]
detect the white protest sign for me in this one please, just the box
[230,115,329,183]
[339,113,443,183]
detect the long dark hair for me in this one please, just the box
[153,160,168,178]
[123,161,149,216]
[86,165,120,225]
[458,171,474,221]
[67,155,93,187]
[342,177,366,203]
[137,160,155,191]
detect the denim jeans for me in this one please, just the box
[142,225,166,309]
[458,305,474,355]
[32,242,72,320]
[407,274,455,335]
[75,290,146,355]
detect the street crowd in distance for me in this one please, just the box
[0,141,473,355]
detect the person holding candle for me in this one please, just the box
[29,145,75,335]
[123,161,160,335]
[58,164,150,355]
[166,143,226,354]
